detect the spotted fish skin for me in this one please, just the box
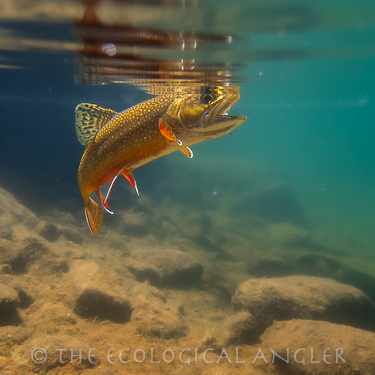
[78,95,175,201]
[76,87,246,235]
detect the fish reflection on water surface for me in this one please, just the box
[76,86,246,235]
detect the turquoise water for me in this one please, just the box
[234,57,375,254]
[1,1,375,374]
[178,55,375,261]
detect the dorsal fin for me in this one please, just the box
[75,103,117,145]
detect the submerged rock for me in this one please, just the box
[0,283,21,326]
[0,275,33,308]
[34,221,59,242]
[61,227,84,245]
[81,369,116,375]
[0,217,13,240]
[0,187,39,229]
[35,221,83,244]
[20,335,97,370]
[268,223,311,246]
[232,276,375,332]
[0,238,18,269]
[0,326,30,345]
[126,248,203,288]
[118,204,177,241]
[120,210,153,237]
[27,302,78,330]
[0,264,12,275]
[67,260,133,323]
[12,237,69,275]
[130,282,187,339]
[260,320,375,375]
[216,311,260,346]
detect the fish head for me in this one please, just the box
[163,86,246,144]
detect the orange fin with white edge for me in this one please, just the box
[100,173,119,214]
[99,190,114,214]
[180,147,193,158]
[85,197,104,235]
[122,171,139,196]
[159,118,182,146]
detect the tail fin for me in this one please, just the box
[85,197,104,235]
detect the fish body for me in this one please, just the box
[76,86,246,234]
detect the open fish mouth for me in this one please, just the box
[200,87,243,126]
[211,113,247,134]
[194,105,246,134]
[221,106,232,116]
[193,114,246,136]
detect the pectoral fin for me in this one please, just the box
[180,147,193,158]
[75,103,117,145]
[159,118,182,146]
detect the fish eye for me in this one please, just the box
[200,87,217,104]
[202,93,213,103]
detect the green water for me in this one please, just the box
[1,2,375,374]
[235,56,375,255]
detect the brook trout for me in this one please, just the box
[76,86,246,235]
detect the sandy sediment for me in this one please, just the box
[0,185,375,375]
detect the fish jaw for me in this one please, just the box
[166,86,246,144]
[198,86,246,138]
[203,86,241,126]
[191,113,247,140]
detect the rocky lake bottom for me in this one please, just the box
[1,162,375,375]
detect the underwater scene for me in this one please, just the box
[1,0,375,374]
